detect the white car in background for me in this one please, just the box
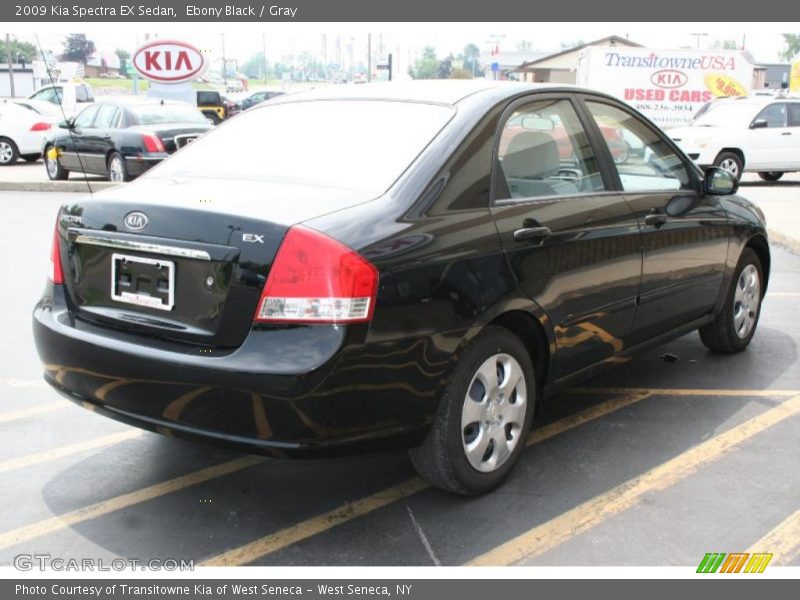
[26,81,95,119]
[669,95,800,181]
[0,102,55,165]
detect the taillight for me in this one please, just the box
[141,133,165,153]
[30,122,51,132]
[255,226,378,324]
[50,220,64,284]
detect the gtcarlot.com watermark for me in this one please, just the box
[14,554,194,571]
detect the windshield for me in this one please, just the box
[133,104,208,125]
[693,102,756,127]
[150,100,456,193]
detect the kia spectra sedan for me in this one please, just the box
[33,82,769,495]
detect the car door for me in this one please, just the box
[581,98,730,346]
[83,104,121,174]
[786,102,800,168]
[57,104,99,173]
[490,95,642,379]
[747,102,791,170]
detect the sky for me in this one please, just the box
[11,22,800,70]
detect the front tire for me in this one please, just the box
[409,326,536,495]
[44,146,69,180]
[699,248,763,353]
[0,137,19,165]
[758,171,783,182]
[714,151,744,181]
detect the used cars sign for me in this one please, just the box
[132,40,205,83]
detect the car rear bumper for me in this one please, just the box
[124,155,164,178]
[33,284,435,457]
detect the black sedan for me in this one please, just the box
[43,100,212,183]
[33,82,769,495]
[240,90,285,110]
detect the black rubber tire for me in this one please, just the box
[0,137,20,165]
[758,172,783,182]
[21,153,42,162]
[107,152,130,183]
[409,326,537,495]
[204,111,222,125]
[713,151,744,181]
[699,248,763,353]
[44,146,69,180]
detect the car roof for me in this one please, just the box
[267,80,581,107]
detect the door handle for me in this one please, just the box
[513,226,552,241]
[782,132,792,136]
[644,212,668,227]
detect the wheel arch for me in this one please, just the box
[716,147,746,169]
[745,233,771,293]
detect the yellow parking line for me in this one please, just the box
[0,401,69,423]
[201,478,429,566]
[0,456,264,551]
[467,395,800,566]
[569,388,800,398]
[0,430,143,474]
[201,391,653,566]
[746,508,800,565]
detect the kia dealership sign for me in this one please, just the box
[132,40,206,83]
[577,47,754,128]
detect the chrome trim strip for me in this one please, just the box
[74,235,211,261]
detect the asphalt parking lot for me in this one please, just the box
[0,189,798,568]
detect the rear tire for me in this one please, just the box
[0,137,19,165]
[758,171,783,182]
[409,326,536,495]
[44,146,69,180]
[699,248,763,353]
[107,152,129,183]
[714,151,744,181]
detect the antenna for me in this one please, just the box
[35,34,93,195]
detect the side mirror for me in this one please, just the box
[750,119,768,129]
[704,166,738,195]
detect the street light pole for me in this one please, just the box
[5,34,15,98]
[221,33,227,86]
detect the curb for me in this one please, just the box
[0,181,118,193]
[767,228,800,256]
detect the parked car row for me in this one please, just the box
[0,101,57,165]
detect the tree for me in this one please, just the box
[408,46,439,79]
[62,34,95,64]
[517,40,534,52]
[559,39,584,50]
[436,54,453,79]
[463,42,483,76]
[711,39,739,50]
[115,48,130,77]
[780,34,800,61]
[242,52,269,80]
[0,37,37,64]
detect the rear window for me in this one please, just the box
[149,100,455,193]
[132,105,208,125]
[197,91,220,105]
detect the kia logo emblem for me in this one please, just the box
[124,211,148,230]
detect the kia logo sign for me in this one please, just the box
[651,69,688,89]
[124,211,149,230]
[132,40,205,84]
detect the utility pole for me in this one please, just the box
[367,33,372,82]
[690,33,708,49]
[6,34,15,98]
[262,33,267,85]
[221,33,227,86]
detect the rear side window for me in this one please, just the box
[754,103,787,128]
[496,98,606,200]
[788,103,800,127]
[150,100,455,194]
[585,101,691,193]
[73,105,99,129]
[76,85,93,102]
[93,105,120,128]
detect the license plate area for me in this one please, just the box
[111,253,174,311]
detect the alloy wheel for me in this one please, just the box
[0,141,13,164]
[733,264,760,339]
